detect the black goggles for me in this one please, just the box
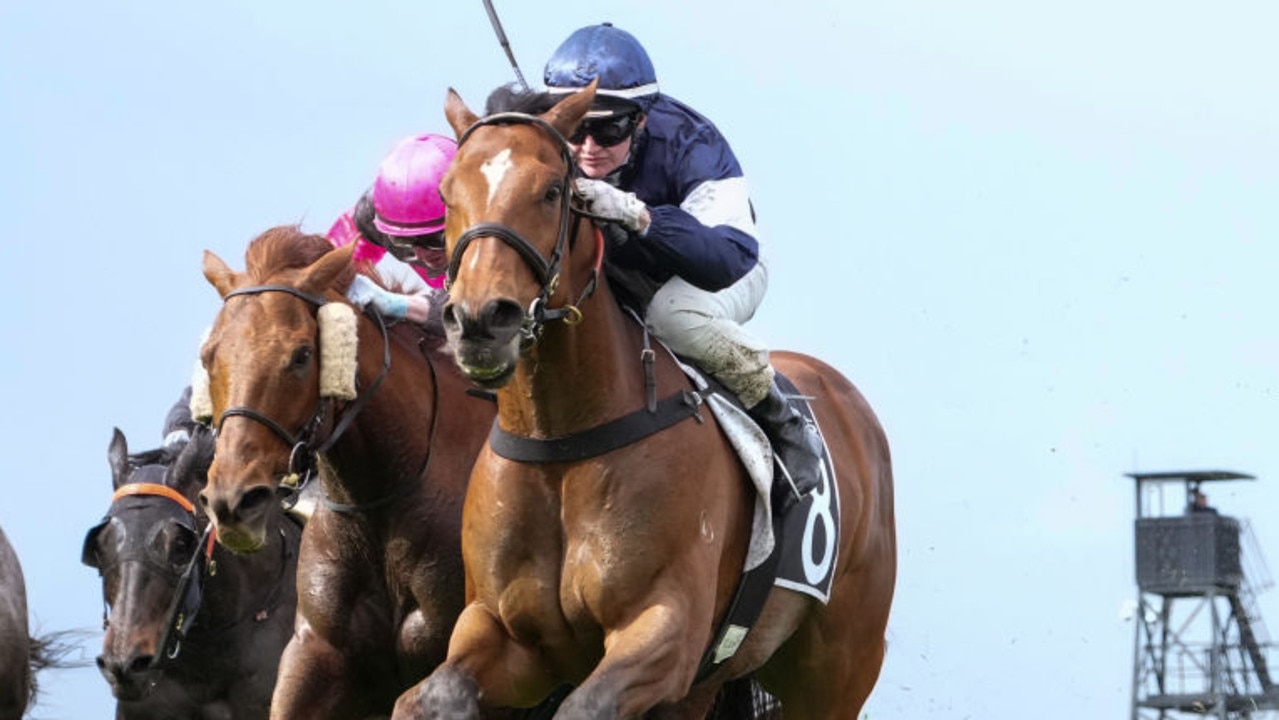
[568,112,640,148]
[377,231,445,262]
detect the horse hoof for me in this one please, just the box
[394,666,480,720]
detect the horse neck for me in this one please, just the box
[318,321,437,507]
[193,511,294,633]
[501,272,647,437]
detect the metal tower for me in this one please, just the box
[1130,470,1279,719]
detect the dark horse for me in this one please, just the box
[82,426,299,719]
[197,228,502,717]
[0,523,38,720]
[397,84,897,719]
[3,526,81,720]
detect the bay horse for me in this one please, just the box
[82,425,299,719]
[197,227,504,717]
[399,84,896,719]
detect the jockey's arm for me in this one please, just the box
[643,174,760,291]
[346,274,436,324]
[578,175,760,292]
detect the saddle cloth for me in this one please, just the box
[677,363,841,603]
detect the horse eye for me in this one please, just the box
[168,527,196,565]
[544,183,563,203]
[290,345,313,370]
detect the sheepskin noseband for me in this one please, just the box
[190,327,214,424]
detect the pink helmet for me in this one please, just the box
[372,133,456,237]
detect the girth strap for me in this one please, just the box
[488,389,708,463]
[694,513,784,683]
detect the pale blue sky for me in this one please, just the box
[2,1,1277,717]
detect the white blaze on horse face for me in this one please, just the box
[480,148,514,208]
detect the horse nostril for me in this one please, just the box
[442,303,460,334]
[240,486,274,515]
[484,299,525,339]
[126,654,153,676]
[197,491,211,510]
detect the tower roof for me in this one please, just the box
[1126,470,1255,484]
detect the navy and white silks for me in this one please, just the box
[603,94,775,408]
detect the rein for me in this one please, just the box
[448,112,606,345]
[215,284,392,492]
[151,523,214,666]
[183,525,294,638]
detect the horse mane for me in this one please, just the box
[127,447,172,468]
[484,83,561,116]
[245,225,358,291]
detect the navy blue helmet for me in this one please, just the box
[544,23,658,113]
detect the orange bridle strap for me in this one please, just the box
[112,482,197,515]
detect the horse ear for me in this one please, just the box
[170,425,215,490]
[445,88,480,139]
[108,427,129,489]
[203,250,240,299]
[298,242,355,298]
[543,79,598,141]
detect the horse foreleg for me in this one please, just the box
[555,603,705,720]
[393,602,560,719]
[270,625,362,720]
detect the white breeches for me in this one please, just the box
[645,262,773,408]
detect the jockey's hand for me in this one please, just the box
[574,178,651,235]
[346,274,410,319]
[403,294,433,325]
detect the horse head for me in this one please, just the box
[440,81,600,389]
[82,427,213,700]
[198,227,355,553]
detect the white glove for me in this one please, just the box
[574,178,651,235]
[346,274,410,319]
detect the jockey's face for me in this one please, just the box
[569,113,645,179]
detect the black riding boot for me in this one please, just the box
[748,380,824,515]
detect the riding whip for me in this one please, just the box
[481,0,530,91]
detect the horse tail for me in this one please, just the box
[25,630,87,708]
[709,676,783,719]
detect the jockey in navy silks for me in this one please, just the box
[541,22,824,512]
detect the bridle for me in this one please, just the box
[83,481,215,667]
[446,112,606,346]
[214,284,391,489]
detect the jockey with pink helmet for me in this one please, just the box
[326,133,457,326]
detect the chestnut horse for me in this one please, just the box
[83,426,299,719]
[399,85,896,719]
[197,228,504,717]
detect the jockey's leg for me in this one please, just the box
[645,266,823,513]
[745,377,824,514]
[645,265,771,406]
